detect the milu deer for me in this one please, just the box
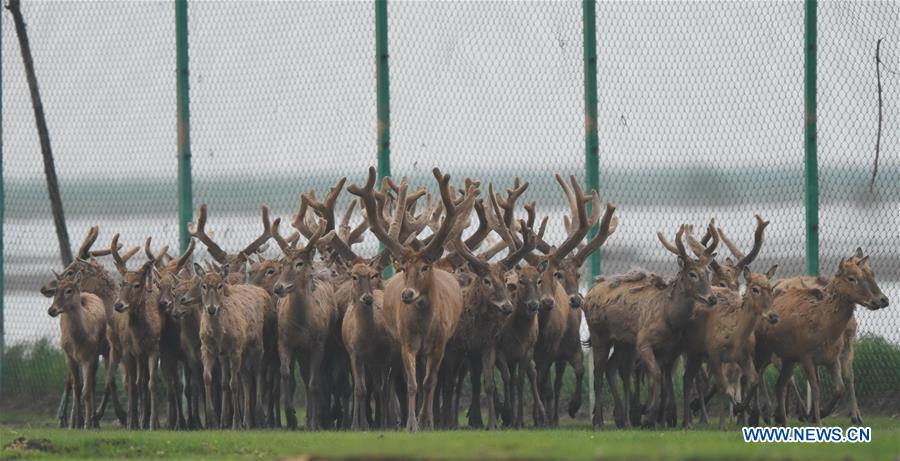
[47,271,107,429]
[531,175,618,426]
[190,204,272,284]
[322,229,395,430]
[682,264,779,430]
[348,166,476,431]
[110,235,165,430]
[194,263,269,429]
[752,250,888,426]
[585,224,718,429]
[40,227,136,428]
[270,216,337,430]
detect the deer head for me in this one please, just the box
[40,226,134,297]
[155,239,196,315]
[111,234,159,313]
[190,203,271,276]
[658,223,718,306]
[349,262,381,309]
[48,271,84,318]
[709,215,769,290]
[834,248,888,310]
[509,265,543,317]
[193,263,227,316]
[742,265,779,324]
[271,215,326,298]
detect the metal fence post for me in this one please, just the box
[1,6,5,391]
[375,0,391,182]
[582,0,599,415]
[176,0,193,252]
[583,0,600,279]
[804,0,819,276]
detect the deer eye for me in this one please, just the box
[371,274,379,280]
[688,272,698,280]
[201,283,207,290]
[217,283,223,290]
[847,276,857,283]
[507,283,517,291]
[718,282,727,288]
[553,271,563,280]
[483,278,492,287]
[421,265,430,272]
[133,282,141,289]
[351,275,359,281]
[295,261,304,269]
[266,269,275,276]
[536,279,543,286]
[65,288,73,295]
[751,287,760,295]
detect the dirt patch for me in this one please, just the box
[4,437,54,452]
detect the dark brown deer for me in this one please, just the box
[585,224,718,429]
[47,271,107,429]
[348,166,476,431]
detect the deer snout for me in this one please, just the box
[494,301,513,315]
[765,312,780,324]
[160,299,173,311]
[48,305,61,317]
[273,283,292,297]
[877,296,889,309]
[401,289,418,304]
[114,301,127,313]
[206,305,220,316]
[541,296,555,311]
[361,293,374,306]
[526,300,540,315]
[569,294,584,309]
[705,295,717,306]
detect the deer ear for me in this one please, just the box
[724,257,735,266]
[855,247,864,258]
[72,270,83,287]
[766,264,778,279]
[858,255,869,266]
[193,263,205,276]
[537,259,549,273]
[742,266,751,283]
[677,257,686,269]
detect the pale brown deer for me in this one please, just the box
[752,250,888,426]
[585,224,718,429]
[47,271,107,429]
[194,263,268,429]
[348,166,476,431]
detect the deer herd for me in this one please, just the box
[41,167,889,432]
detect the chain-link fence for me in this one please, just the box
[2,1,898,414]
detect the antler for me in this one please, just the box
[494,177,529,228]
[189,204,228,264]
[421,169,478,262]
[552,176,590,261]
[143,237,170,267]
[734,215,769,269]
[240,205,272,257]
[320,230,361,264]
[173,238,196,274]
[292,193,321,239]
[500,219,537,269]
[348,167,407,257]
[110,234,128,275]
[570,203,619,267]
[463,199,491,250]
[452,230,490,275]
[304,177,347,233]
[683,219,719,261]
[657,225,690,262]
[76,226,99,260]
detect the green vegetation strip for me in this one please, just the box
[2,418,898,461]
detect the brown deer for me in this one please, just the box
[47,271,107,429]
[348,166,476,431]
[752,250,888,426]
[585,224,718,429]
[190,204,272,284]
[110,234,165,430]
[247,254,285,428]
[323,229,395,430]
[270,216,337,430]
[40,227,136,428]
[682,264,779,430]
[194,263,268,429]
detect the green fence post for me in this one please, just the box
[583,0,600,279]
[1,6,5,391]
[375,0,392,275]
[804,0,819,276]
[375,0,391,182]
[176,0,193,252]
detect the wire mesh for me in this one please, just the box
[2,1,898,413]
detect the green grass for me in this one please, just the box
[2,418,898,460]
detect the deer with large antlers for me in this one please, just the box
[190,204,272,284]
[751,250,888,426]
[585,223,718,429]
[270,214,338,430]
[40,227,136,428]
[679,219,779,430]
[532,175,618,426]
[348,166,476,431]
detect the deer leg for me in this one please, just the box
[419,347,445,431]
[568,347,584,419]
[306,347,325,431]
[496,355,512,428]
[81,359,97,429]
[526,357,546,428]
[278,345,297,430]
[202,348,219,429]
[481,348,498,430]
[821,357,845,420]
[511,361,523,429]
[144,351,160,430]
[710,359,732,431]
[466,354,483,429]
[453,362,466,429]
[843,348,862,424]
[682,355,701,428]
[349,353,368,431]
[59,368,73,429]
[663,363,677,428]
[636,342,661,429]
[604,354,626,428]
[552,361,565,427]
[774,359,794,426]
[243,353,259,430]
[400,348,419,432]
[65,355,82,429]
[590,334,609,429]
[801,358,821,425]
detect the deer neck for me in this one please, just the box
[735,297,761,345]
[82,271,117,305]
[61,301,89,345]
[665,282,698,331]
[286,281,317,324]
[821,281,857,340]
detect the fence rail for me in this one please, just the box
[2,0,899,412]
